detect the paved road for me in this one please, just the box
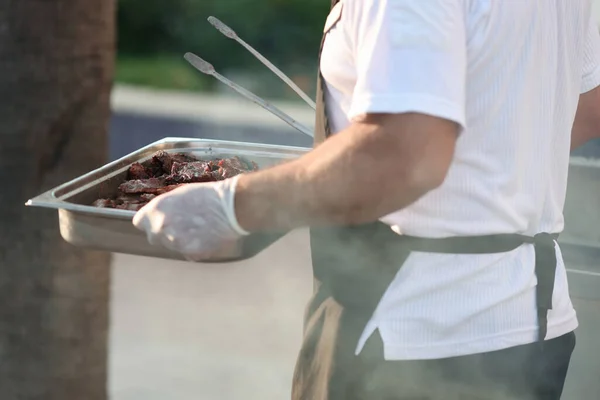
[107,107,600,399]
[109,230,313,400]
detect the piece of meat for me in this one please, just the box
[146,157,164,177]
[217,156,255,179]
[140,193,157,202]
[171,153,198,164]
[150,151,198,175]
[93,154,258,210]
[114,194,150,204]
[155,184,186,195]
[94,195,156,211]
[115,202,148,211]
[93,198,115,208]
[151,151,174,175]
[127,162,150,180]
[118,177,166,194]
[170,160,219,175]
[166,161,217,184]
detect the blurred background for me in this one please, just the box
[116,0,327,99]
[1,1,600,400]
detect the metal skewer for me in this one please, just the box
[208,16,317,110]
[184,52,314,137]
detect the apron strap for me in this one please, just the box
[313,0,340,146]
[403,232,559,344]
[314,66,328,145]
[532,233,558,344]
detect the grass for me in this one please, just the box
[115,55,213,92]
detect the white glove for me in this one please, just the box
[132,175,249,261]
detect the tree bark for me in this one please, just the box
[0,1,115,399]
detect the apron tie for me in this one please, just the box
[532,233,558,344]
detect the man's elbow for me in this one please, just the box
[405,139,456,194]
[353,160,451,224]
[393,114,458,192]
[328,164,450,227]
[407,160,451,194]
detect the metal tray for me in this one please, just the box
[26,138,310,262]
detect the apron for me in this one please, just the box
[291,1,559,398]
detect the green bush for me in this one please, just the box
[115,55,214,91]
[117,0,329,71]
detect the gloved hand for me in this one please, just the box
[132,175,249,261]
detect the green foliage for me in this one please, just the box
[117,0,329,70]
[115,55,213,91]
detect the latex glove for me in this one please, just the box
[132,175,249,261]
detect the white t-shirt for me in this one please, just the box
[321,0,600,360]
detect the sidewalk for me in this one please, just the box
[111,84,315,131]
[109,230,313,400]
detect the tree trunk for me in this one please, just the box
[0,1,115,399]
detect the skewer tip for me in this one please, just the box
[208,16,237,39]
[184,52,216,75]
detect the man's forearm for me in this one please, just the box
[234,114,457,233]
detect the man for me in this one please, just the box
[133,0,600,398]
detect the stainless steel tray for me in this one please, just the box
[26,138,310,262]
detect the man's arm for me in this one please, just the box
[235,113,459,232]
[571,86,600,151]
[235,0,467,232]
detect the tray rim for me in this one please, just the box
[25,137,311,219]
